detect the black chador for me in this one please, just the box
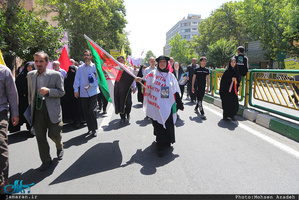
[219,58,241,120]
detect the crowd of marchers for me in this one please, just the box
[0,46,248,193]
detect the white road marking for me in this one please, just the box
[205,104,299,159]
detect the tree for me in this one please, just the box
[192,1,247,56]
[242,0,298,68]
[169,33,196,65]
[143,50,156,65]
[0,1,64,70]
[36,0,130,61]
[207,38,236,68]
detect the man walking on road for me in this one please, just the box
[27,52,65,171]
[73,50,99,137]
[192,56,210,119]
[0,64,19,192]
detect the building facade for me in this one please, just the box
[165,14,203,56]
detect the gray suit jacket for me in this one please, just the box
[27,69,65,124]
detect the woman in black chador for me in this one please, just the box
[219,57,241,121]
[9,62,35,134]
[61,65,82,128]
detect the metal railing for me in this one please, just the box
[248,69,299,121]
[209,69,299,121]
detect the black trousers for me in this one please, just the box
[97,93,108,112]
[195,86,206,115]
[80,95,98,131]
[120,89,132,119]
[179,85,185,100]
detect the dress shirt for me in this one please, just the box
[73,62,99,97]
[0,64,18,117]
[59,68,67,79]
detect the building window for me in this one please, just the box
[192,22,197,25]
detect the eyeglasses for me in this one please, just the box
[83,54,91,57]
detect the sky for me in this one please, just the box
[124,0,235,58]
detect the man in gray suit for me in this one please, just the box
[28,52,65,171]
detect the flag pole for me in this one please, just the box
[84,34,136,78]
[84,34,149,92]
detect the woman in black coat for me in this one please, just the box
[219,57,241,121]
[172,62,185,100]
[61,65,83,128]
[9,62,35,134]
[136,65,146,103]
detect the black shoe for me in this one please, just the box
[92,130,97,137]
[194,108,199,114]
[120,119,125,124]
[230,116,237,121]
[223,116,229,121]
[57,149,64,160]
[201,114,206,120]
[102,110,107,114]
[39,160,52,171]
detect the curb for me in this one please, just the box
[204,94,299,142]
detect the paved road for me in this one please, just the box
[7,95,299,194]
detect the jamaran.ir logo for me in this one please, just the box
[4,180,35,194]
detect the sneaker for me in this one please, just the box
[230,116,237,121]
[57,149,64,160]
[39,160,52,171]
[201,114,206,120]
[223,116,229,121]
[92,130,97,137]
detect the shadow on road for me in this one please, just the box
[102,119,130,131]
[183,101,197,107]
[8,131,33,145]
[188,115,204,123]
[136,117,152,127]
[8,158,60,190]
[133,104,143,109]
[121,142,179,175]
[62,123,87,134]
[175,116,185,127]
[50,141,122,185]
[63,132,95,149]
[217,119,239,130]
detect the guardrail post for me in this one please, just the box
[244,71,250,107]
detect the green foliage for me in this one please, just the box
[169,33,196,65]
[0,1,64,70]
[36,0,130,61]
[242,0,299,67]
[207,38,236,68]
[143,50,156,65]
[192,1,247,56]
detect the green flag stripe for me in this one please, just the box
[86,39,112,103]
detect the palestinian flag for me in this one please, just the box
[84,35,136,114]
